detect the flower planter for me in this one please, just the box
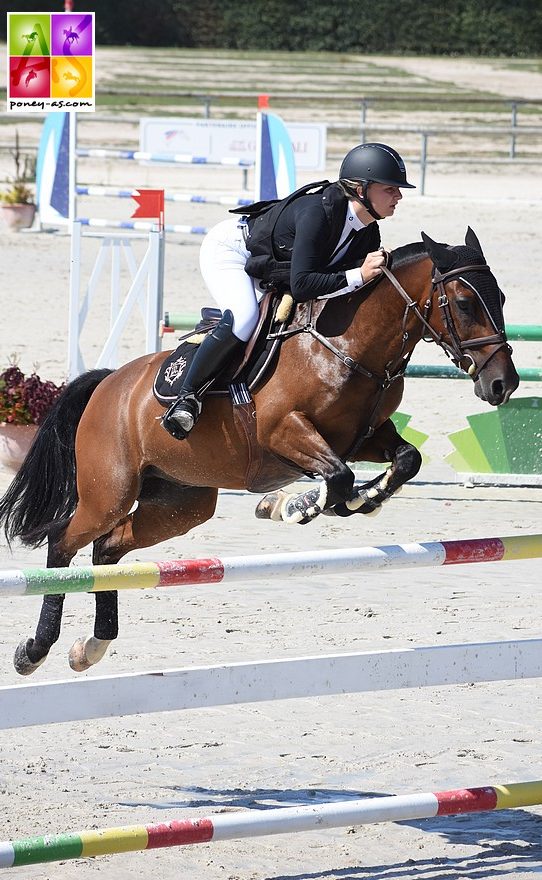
[0,203,36,231]
[0,423,38,472]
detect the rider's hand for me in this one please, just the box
[360,249,387,283]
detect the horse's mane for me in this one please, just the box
[390,241,428,269]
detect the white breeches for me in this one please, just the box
[199,217,261,342]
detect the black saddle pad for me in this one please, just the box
[154,339,205,405]
[154,302,283,408]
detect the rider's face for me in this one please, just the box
[366,182,403,217]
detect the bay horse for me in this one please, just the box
[0,228,519,675]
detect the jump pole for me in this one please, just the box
[162,317,542,342]
[2,638,542,730]
[1,780,541,868]
[0,534,540,598]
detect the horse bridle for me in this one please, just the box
[382,263,511,381]
[270,259,510,388]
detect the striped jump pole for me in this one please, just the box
[76,218,209,235]
[76,147,254,167]
[1,780,541,868]
[76,185,252,207]
[0,534,540,599]
[2,638,542,730]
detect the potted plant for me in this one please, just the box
[0,130,37,231]
[0,362,65,472]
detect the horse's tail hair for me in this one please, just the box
[0,369,112,548]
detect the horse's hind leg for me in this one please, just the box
[13,538,79,675]
[329,418,422,518]
[68,479,218,672]
[14,463,142,676]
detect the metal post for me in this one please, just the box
[145,228,165,355]
[359,99,368,143]
[510,102,517,159]
[68,220,83,379]
[68,110,77,224]
[420,132,428,196]
[203,97,211,118]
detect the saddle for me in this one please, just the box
[153,290,286,407]
[153,291,305,493]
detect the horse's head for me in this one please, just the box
[421,228,520,406]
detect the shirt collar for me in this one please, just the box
[347,201,366,231]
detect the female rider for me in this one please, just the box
[162,142,415,440]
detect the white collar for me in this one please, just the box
[347,201,367,231]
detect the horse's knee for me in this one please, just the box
[393,442,422,480]
[326,462,355,507]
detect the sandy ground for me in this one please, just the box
[0,57,542,880]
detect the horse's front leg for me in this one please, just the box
[329,418,422,518]
[255,411,356,524]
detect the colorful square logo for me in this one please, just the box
[7,12,95,112]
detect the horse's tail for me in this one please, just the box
[0,369,112,548]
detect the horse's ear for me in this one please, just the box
[465,226,486,259]
[421,231,452,270]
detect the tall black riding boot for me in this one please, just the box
[161,310,244,440]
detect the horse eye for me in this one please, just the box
[456,298,471,312]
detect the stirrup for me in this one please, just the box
[161,394,202,441]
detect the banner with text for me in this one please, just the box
[139,118,327,171]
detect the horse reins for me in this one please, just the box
[269,259,511,458]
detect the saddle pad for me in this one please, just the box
[153,340,203,405]
[153,298,281,407]
[153,340,252,408]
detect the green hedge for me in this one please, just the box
[2,0,541,55]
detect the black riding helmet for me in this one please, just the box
[339,142,415,219]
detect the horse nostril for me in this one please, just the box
[491,379,504,400]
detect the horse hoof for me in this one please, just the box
[281,484,327,524]
[69,636,111,672]
[255,490,288,521]
[13,639,48,676]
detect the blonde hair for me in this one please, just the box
[338,179,364,200]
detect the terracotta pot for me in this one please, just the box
[0,203,36,231]
[0,423,38,472]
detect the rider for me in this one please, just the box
[162,142,415,440]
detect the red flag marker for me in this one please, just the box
[131,189,165,230]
